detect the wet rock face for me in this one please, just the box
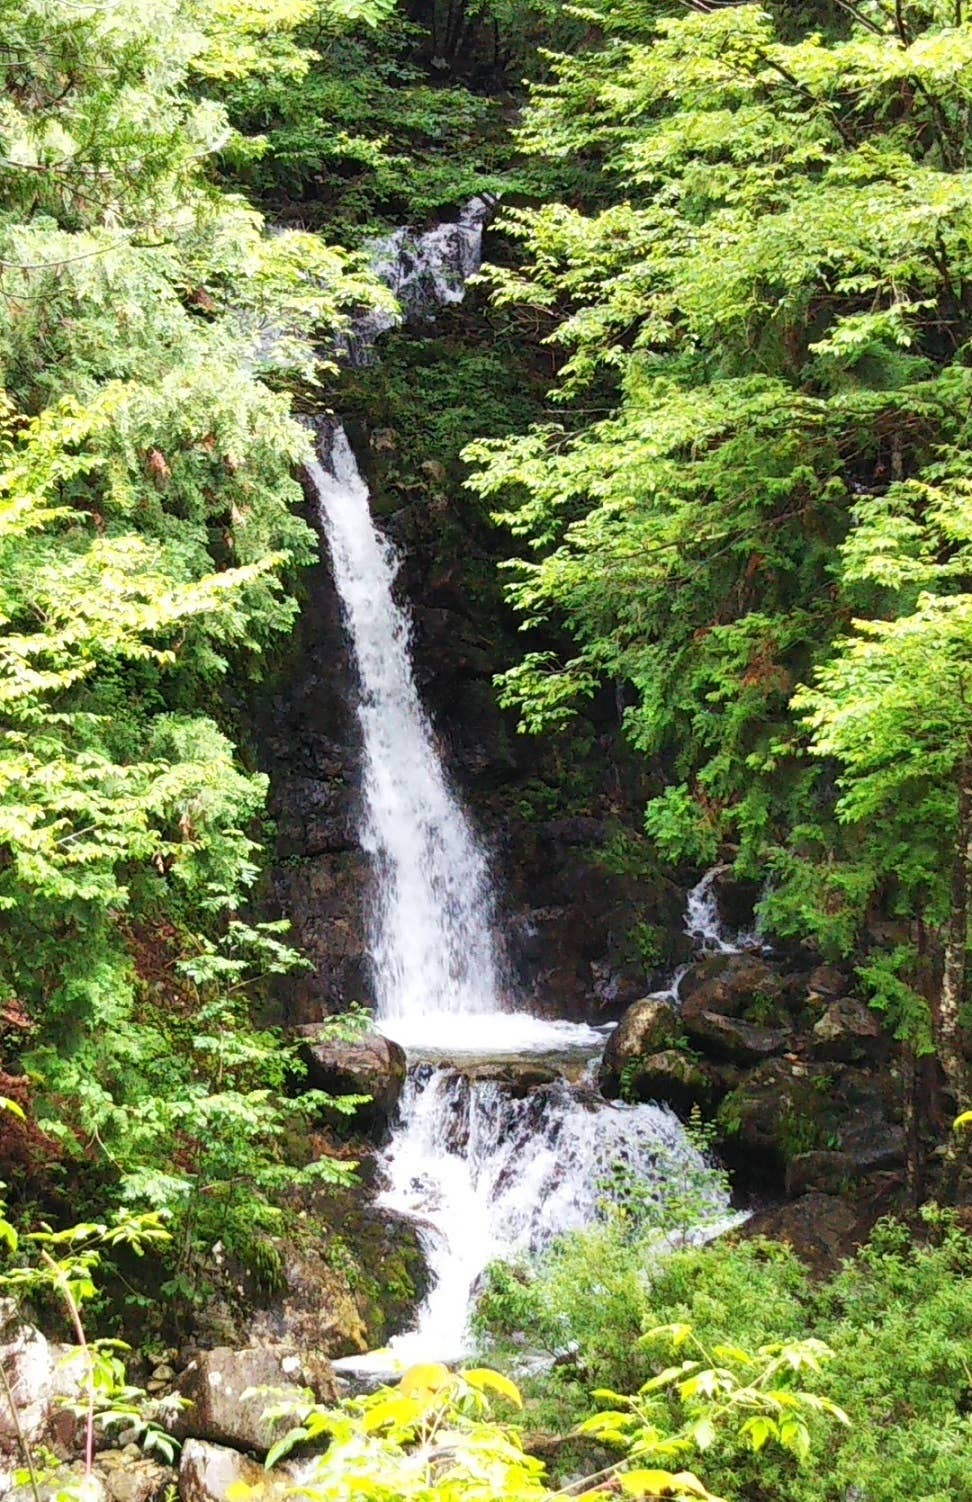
[600,955,902,1205]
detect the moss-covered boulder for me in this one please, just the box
[598,997,685,1094]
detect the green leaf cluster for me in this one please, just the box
[466,0,972,978]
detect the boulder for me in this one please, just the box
[598,998,684,1095]
[602,1048,713,1116]
[179,1440,291,1502]
[97,1450,174,1502]
[736,1192,862,1275]
[806,964,851,999]
[294,1028,406,1133]
[0,1324,53,1450]
[679,954,785,1023]
[0,1306,90,1460]
[812,998,885,1062]
[244,1245,368,1359]
[455,1061,559,1093]
[681,1010,788,1064]
[169,1345,336,1455]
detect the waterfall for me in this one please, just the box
[307,202,734,1377]
[374,1069,726,1366]
[307,428,503,1032]
[684,865,762,956]
[308,427,732,1374]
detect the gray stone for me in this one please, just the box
[0,1323,55,1449]
[169,1346,336,1455]
[179,1440,284,1502]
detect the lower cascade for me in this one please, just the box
[309,421,733,1376]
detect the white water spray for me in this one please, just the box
[374,1069,727,1367]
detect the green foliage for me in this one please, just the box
[477,1217,972,1502]
[226,1341,843,1500]
[0,0,387,1306]
[221,6,549,238]
[464,0,972,993]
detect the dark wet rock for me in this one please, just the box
[807,964,851,999]
[603,1048,715,1115]
[785,1113,905,1195]
[455,1061,560,1093]
[736,1193,863,1275]
[812,998,885,1062]
[681,1010,789,1063]
[168,1345,335,1455]
[716,1058,838,1179]
[679,954,785,1023]
[840,1119,905,1174]
[294,1027,406,1133]
[785,1150,856,1197]
[709,869,761,935]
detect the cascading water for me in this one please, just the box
[308,203,735,1375]
[685,865,762,956]
[307,425,503,1040]
[338,196,496,366]
[375,1070,726,1366]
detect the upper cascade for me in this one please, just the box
[340,195,496,364]
[307,425,505,1027]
